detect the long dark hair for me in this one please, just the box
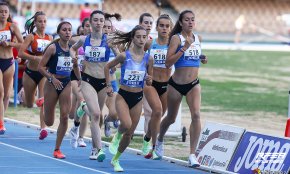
[104,13,122,32]
[168,10,194,45]
[105,13,122,21]
[109,25,146,50]
[43,21,72,53]
[0,2,12,22]
[25,11,46,34]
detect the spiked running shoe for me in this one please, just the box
[111,159,124,172]
[155,140,164,159]
[141,139,151,156]
[69,126,79,149]
[152,150,162,160]
[36,97,44,107]
[113,120,120,128]
[77,138,87,147]
[76,101,86,118]
[188,154,200,168]
[104,115,111,137]
[53,150,65,159]
[39,129,48,140]
[89,149,106,162]
[0,124,6,135]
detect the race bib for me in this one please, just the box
[56,56,73,72]
[184,44,201,60]
[150,49,167,68]
[124,70,145,86]
[36,39,50,52]
[0,30,11,42]
[85,46,106,62]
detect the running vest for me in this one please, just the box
[77,46,85,71]
[148,39,168,68]
[27,32,51,55]
[0,22,13,42]
[83,34,110,62]
[48,42,72,76]
[120,51,150,88]
[174,33,201,68]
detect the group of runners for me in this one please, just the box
[0,2,208,172]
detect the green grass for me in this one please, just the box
[114,49,289,117]
[191,50,290,116]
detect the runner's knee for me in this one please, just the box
[191,112,201,122]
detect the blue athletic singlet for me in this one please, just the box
[148,39,168,68]
[120,51,150,88]
[83,34,110,62]
[174,33,202,68]
[48,42,72,76]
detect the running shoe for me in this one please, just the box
[104,115,111,137]
[39,129,48,140]
[188,154,200,168]
[152,150,162,160]
[0,124,6,135]
[144,151,152,159]
[89,149,106,162]
[36,97,44,107]
[155,140,164,159]
[113,120,120,128]
[69,126,79,149]
[141,139,151,156]
[111,159,124,172]
[109,133,122,155]
[53,150,66,159]
[76,101,86,118]
[77,138,87,147]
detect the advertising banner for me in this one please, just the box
[195,122,245,171]
[227,132,290,174]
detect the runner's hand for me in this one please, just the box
[106,86,113,97]
[51,77,63,90]
[145,74,152,86]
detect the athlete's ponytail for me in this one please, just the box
[24,11,46,34]
[104,13,122,21]
[108,25,146,50]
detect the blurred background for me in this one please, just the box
[5,0,290,45]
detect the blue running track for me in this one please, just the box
[0,120,210,174]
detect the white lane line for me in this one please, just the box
[0,137,70,140]
[0,166,60,169]
[28,172,65,174]
[0,142,111,174]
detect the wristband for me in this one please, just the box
[180,47,186,53]
[48,76,53,83]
